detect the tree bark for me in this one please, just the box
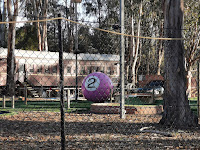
[131,2,142,87]
[0,0,7,47]
[41,0,48,51]
[67,1,74,53]
[127,1,142,87]
[0,1,3,46]
[159,0,198,128]
[157,22,164,75]
[31,0,48,51]
[6,0,18,96]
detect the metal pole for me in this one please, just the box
[197,62,200,120]
[3,95,6,108]
[25,83,27,105]
[75,3,78,101]
[58,14,65,150]
[11,96,15,109]
[67,89,70,109]
[120,0,125,119]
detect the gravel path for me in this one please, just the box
[0,112,200,149]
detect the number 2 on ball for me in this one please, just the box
[87,78,96,88]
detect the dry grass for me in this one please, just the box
[0,112,200,149]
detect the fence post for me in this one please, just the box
[67,89,70,109]
[25,83,27,105]
[58,14,65,150]
[120,0,125,119]
[11,96,15,109]
[3,95,6,108]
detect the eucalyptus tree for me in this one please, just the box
[82,0,120,54]
[24,0,49,51]
[6,0,18,96]
[124,0,143,86]
[15,24,38,50]
[0,0,7,47]
[160,0,198,128]
[144,0,164,76]
[183,0,200,97]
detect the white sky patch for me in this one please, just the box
[16,16,28,28]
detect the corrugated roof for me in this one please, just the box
[0,48,119,61]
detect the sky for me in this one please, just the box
[0,0,95,28]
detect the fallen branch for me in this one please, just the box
[139,127,173,137]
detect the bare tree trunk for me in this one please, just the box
[31,0,48,51]
[37,17,42,51]
[67,1,74,53]
[0,0,7,47]
[127,16,134,84]
[160,0,197,128]
[0,1,3,46]
[6,0,18,96]
[126,1,142,87]
[131,2,142,87]
[146,50,150,75]
[157,22,164,75]
[31,0,42,51]
[41,0,48,51]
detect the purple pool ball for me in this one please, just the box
[82,72,113,102]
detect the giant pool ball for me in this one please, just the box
[82,72,113,102]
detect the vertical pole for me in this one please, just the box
[120,0,125,119]
[152,88,155,103]
[11,96,15,109]
[3,95,6,108]
[67,89,70,109]
[197,62,200,120]
[75,3,78,101]
[25,83,27,105]
[58,14,65,150]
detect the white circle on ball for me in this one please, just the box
[85,76,100,91]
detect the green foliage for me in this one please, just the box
[81,0,120,54]
[15,25,38,51]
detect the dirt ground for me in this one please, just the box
[0,112,200,149]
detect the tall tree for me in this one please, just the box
[126,0,142,87]
[0,0,7,47]
[184,0,200,97]
[82,0,120,54]
[159,0,198,128]
[25,0,48,51]
[6,0,18,96]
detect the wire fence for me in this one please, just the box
[0,0,200,149]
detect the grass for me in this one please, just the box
[0,97,198,115]
[125,97,198,115]
[0,100,93,113]
[125,97,163,105]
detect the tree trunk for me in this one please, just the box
[31,0,42,51]
[157,22,164,75]
[41,0,48,51]
[67,1,74,53]
[127,16,134,84]
[131,2,142,87]
[0,2,2,46]
[6,0,18,96]
[31,0,48,51]
[159,0,198,128]
[0,0,6,47]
